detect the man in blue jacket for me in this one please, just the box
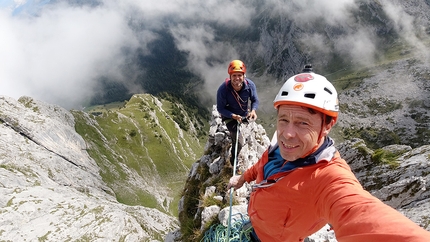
[217,60,259,168]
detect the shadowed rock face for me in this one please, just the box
[0,96,178,241]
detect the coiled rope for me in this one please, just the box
[200,213,252,242]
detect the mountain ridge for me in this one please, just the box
[0,94,202,240]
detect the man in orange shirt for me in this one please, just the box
[228,68,430,241]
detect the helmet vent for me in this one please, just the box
[304,93,316,99]
[281,91,289,96]
[324,87,333,95]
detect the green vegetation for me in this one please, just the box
[371,148,404,169]
[421,215,430,229]
[332,71,369,91]
[353,140,373,157]
[338,97,403,118]
[158,92,210,140]
[74,94,206,218]
[201,195,223,208]
[178,161,236,241]
[17,97,45,114]
[38,231,51,242]
[363,98,403,115]
[339,125,401,150]
[89,78,133,106]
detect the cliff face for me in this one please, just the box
[0,95,192,241]
[240,0,430,78]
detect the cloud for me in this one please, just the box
[0,0,258,109]
[170,24,238,99]
[265,0,357,26]
[0,0,428,109]
[334,28,377,66]
[0,1,140,109]
[124,0,256,27]
[381,0,430,61]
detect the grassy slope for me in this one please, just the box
[74,94,204,216]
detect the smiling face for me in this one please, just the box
[276,104,333,161]
[230,72,244,90]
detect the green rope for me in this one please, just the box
[201,213,252,242]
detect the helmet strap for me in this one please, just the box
[317,114,327,145]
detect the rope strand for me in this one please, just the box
[230,89,248,112]
[201,213,252,242]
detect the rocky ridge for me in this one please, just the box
[0,95,178,241]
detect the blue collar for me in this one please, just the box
[263,137,334,179]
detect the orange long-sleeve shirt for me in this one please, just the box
[243,148,430,242]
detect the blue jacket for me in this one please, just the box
[216,78,259,119]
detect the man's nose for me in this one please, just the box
[282,124,297,138]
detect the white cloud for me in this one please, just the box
[264,0,357,25]
[335,28,377,66]
[0,0,428,109]
[0,0,258,108]
[170,24,238,99]
[124,0,255,27]
[0,2,140,109]
[381,0,429,61]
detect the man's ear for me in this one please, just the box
[322,118,336,136]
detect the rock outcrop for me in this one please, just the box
[0,95,177,241]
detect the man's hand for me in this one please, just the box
[227,174,246,190]
[232,114,242,122]
[247,110,257,121]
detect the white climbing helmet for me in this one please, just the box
[273,71,339,120]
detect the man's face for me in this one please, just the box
[276,105,330,161]
[230,72,244,89]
